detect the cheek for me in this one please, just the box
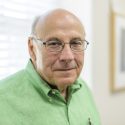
[41,52,58,74]
[75,53,84,68]
[74,53,84,77]
[41,54,61,84]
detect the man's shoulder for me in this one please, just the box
[0,69,28,120]
[0,69,26,94]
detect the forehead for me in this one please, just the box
[36,10,85,38]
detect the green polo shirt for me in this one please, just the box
[0,60,101,125]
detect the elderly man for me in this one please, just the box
[0,9,101,125]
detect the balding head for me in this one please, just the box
[31,8,85,38]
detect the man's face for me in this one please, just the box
[30,12,85,90]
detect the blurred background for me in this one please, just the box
[0,0,125,125]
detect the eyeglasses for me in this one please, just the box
[31,36,89,53]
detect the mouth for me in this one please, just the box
[54,68,76,71]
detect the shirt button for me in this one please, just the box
[49,98,52,102]
[52,91,56,94]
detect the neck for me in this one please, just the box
[59,87,68,100]
[49,84,68,99]
[35,71,69,100]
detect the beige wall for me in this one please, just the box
[92,0,125,125]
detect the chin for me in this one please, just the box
[56,77,76,87]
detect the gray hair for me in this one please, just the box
[31,16,41,36]
[30,9,53,36]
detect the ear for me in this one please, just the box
[28,38,36,62]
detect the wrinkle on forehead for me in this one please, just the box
[35,9,85,38]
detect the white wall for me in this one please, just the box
[92,0,125,125]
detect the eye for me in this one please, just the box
[71,40,83,46]
[46,40,62,47]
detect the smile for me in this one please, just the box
[54,68,76,71]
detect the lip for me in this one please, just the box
[54,68,76,71]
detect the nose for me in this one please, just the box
[59,44,74,62]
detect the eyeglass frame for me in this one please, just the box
[30,35,89,53]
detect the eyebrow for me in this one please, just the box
[46,37,83,42]
[46,37,61,42]
[70,37,83,41]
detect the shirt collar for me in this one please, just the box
[69,79,82,94]
[25,59,51,96]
